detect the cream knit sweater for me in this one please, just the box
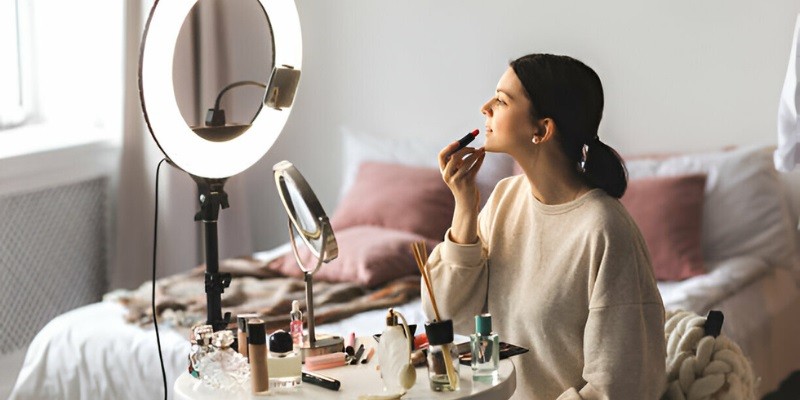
[423,175,666,399]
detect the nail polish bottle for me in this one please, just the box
[470,313,499,382]
[268,330,301,389]
[247,319,270,394]
[289,300,304,347]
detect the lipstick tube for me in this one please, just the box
[304,352,348,371]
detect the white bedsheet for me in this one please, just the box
[657,256,771,312]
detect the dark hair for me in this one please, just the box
[510,54,627,198]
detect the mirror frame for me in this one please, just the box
[139,0,302,179]
[273,160,338,274]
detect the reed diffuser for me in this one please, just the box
[412,242,458,390]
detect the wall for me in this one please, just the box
[241,0,800,251]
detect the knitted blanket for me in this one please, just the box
[105,257,421,337]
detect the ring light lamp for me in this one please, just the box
[139,0,302,331]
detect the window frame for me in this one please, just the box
[0,0,30,129]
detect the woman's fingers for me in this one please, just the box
[438,141,461,171]
[451,148,485,180]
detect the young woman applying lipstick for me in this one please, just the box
[422,54,666,399]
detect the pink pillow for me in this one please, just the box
[267,226,439,288]
[620,174,707,281]
[331,161,455,241]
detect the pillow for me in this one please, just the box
[331,161,455,241]
[267,226,439,287]
[626,145,799,271]
[341,128,515,209]
[621,174,707,281]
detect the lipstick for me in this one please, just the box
[447,129,480,160]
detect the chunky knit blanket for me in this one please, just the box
[106,257,421,337]
[662,310,757,400]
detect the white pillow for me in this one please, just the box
[626,145,799,271]
[341,128,515,209]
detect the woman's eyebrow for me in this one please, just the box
[496,89,513,100]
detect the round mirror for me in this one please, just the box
[273,160,338,274]
[139,0,302,179]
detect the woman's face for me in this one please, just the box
[480,67,538,153]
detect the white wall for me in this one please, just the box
[241,0,800,251]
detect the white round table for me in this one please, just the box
[174,357,516,399]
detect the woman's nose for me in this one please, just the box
[480,100,492,116]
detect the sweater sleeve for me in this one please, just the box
[421,228,488,334]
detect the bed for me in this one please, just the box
[9,134,800,399]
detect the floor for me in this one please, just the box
[0,347,28,400]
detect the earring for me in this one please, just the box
[532,136,541,144]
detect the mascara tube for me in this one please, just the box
[302,371,341,391]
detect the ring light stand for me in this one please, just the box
[139,0,303,331]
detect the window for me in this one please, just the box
[0,0,123,138]
[0,0,27,128]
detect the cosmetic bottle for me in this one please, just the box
[377,308,411,393]
[470,313,499,382]
[267,330,301,389]
[247,319,269,394]
[289,300,304,347]
[424,319,459,391]
[189,324,214,379]
[236,313,259,359]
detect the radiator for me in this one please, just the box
[0,177,108,355]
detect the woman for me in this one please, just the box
[423,54,666,399]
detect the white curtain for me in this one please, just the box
[111,0,254,290]
[775,13,800,172]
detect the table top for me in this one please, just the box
[175,353,516,400]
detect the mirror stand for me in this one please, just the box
[191,175,233,331]
[287,218,344,359]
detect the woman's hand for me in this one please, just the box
[439,142,485,244]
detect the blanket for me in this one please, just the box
[105,257,421,337]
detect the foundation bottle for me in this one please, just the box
[236,313,259,359]
[247,319,269,394]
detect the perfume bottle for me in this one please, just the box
[289,300,304,347]
[268,330,301,389]
[378,308,411,394]
[470,313,499,382]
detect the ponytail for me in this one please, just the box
[582,138,628,199]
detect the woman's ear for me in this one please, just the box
[538,118,558,143]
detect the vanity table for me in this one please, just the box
[174,357,516,400]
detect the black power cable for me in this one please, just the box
[152,158,168,400]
